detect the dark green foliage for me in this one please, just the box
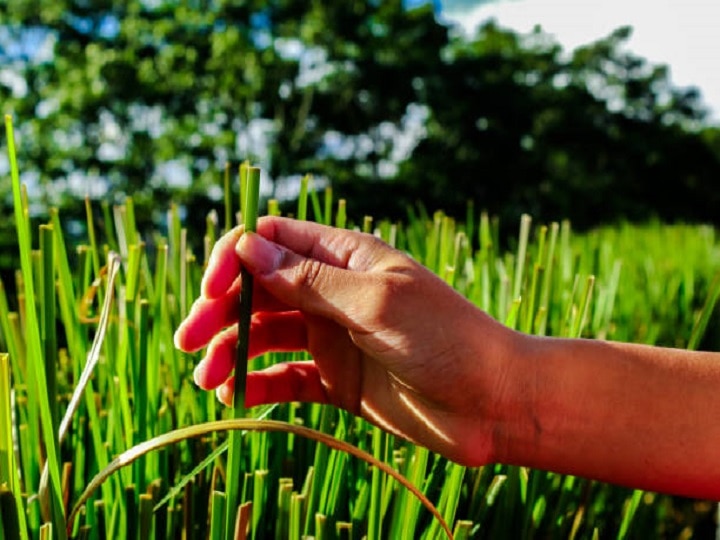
[3,1,720,242]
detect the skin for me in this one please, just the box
[175,216,720,500]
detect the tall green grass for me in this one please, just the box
[2,116,720,538]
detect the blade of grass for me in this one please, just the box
[1,354,28,540]
[251,469,267,539]
[0,485,22,540]
[323,187,333,226]
[513,214,532,300]
[153,404,277,513]
[307,176,322,223]
[297,174,310,221]
[138,494,153,540]
[224,163,232,234]
[210,491,226,540]
[5,114,67,537]
[58,252,121,444]
[226,165,261,538]
[335,200,347,229]
[69,419,452,539]
[687,270,720,350]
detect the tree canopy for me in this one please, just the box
[2,1,719,234]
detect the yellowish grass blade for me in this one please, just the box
[68,419,453,539]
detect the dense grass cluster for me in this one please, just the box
[2,117,720,539]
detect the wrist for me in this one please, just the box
[454,313,537,467]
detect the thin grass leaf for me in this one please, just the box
[210,491,227,540]
[58,252,121,444]
[307,176,323,223]
[224,163,233,234]
[335,199,347,229]
[5,115,67,537]
[138,494,153,540]
[1,355,28,540]
[0,485,22,540]
[513,214,532,300]
[226,165,261,538]
[323,187,333,226]
[153,404,277,513]
[617,489,643,540]
[297,174,310,221]
[687,270,720,350]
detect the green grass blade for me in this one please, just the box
[571,276,596,339]
[335,200,347,229]
[239,162,249,226]
[323,187,333,226]
[226,165,261,538]
[224,163,232,234]
[307,177,322,223]
[367,426,385,540]
[617,490,643,540]
[40,225,58,432]
[513,214,532,300]
[687,271,720,350]
[1,354,29,540]
[84,197,101,279]
[210,491,227,540]
[5,114,67,537]
[138,494,153,540]
[0,485,22,540]
[297,174,310,221]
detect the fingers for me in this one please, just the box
[175,281,291,352]
[254,217,378,270]
[202,225,244,299]
[201,217,385,300]
[216,362,330,407]
[193,311,309,390]
[236,231,391,332]
[175,292,239,352]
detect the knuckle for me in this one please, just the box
[294,257,325,294]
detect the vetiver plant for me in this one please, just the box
[1,115,719,539]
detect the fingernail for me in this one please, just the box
[236,233,282,275]
[173,327,183,350]
[216,385,233,407]
[193,360,206,387]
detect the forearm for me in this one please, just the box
[493,334,720,499]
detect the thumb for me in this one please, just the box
[236,232,373,330]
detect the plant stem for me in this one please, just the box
[225,166,261,538]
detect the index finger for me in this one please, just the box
[202,225,244,299]
[254,217,390,272]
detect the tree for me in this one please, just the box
[2,3,720,236]
[1,0,446,232]
[395,23,720,228]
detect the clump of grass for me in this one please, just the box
[2,116,720,538]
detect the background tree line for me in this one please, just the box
[2,0,719,239]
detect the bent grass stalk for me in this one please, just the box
[68,419,453,539]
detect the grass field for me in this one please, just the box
[2,116,720,539]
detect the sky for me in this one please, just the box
[439,0,720,122]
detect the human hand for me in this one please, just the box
[174,217,518,465]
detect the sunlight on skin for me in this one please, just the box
[359,400,414,442]
[396,390,454,446]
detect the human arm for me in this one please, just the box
[174,216,720,500]
[503,335,720,499]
